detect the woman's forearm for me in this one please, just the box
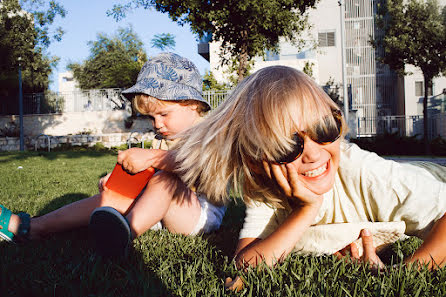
[405,213,446,269]
[235,202,321,267]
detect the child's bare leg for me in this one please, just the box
[5,190,135,240]
[126,171,201,237]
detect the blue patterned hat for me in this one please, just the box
[122,52,210,111]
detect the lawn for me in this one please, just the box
[0,151,445,297]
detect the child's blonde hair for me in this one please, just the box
[132,94,209,117]
[173,66,346,207]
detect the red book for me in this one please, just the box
[105,163,156,199]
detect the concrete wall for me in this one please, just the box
[310,0,343,85]
[403,65,446,116]
[0,110,153,136]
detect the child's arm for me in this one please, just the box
[406,213,446,269]
[235,162,323,267]
[117,148,176,174]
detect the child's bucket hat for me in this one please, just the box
[122,52,211,111]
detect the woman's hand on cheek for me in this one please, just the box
[263,161,322,206]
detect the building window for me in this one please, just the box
[264,50,279,61]
[318,31,336,47]
[415,81,433,97]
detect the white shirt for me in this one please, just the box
[239,142,446,255]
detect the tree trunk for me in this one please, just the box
[237,31,248,83]
[423,74,431,155]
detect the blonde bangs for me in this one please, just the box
[237,66,342,164]
[133,94,209,117]
[132,94,166,115]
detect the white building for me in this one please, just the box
[57,71,123,113]
[199,0,446,137]
[58,71,80,93]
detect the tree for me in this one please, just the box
[151,33,176,51]
[0,0,65,95]
[107,0,317,82]
[302,61,315,79]
[223,56,255,87]
[323,77,342,108]
[68,26,147,90]
[373,0,446,154]
[202,70,230,91]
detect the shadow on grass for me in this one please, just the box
[1,197,246,297]
[0,228,171,297]
[204,199,246,258]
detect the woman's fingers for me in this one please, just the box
[350,242,360,259]
[225,276,244,292]
[270,163,291,196]
[262,160,272,179]
[360,229,385,269]
[334,243,359,260]
[335,230,385,272]
[286,163,299,196]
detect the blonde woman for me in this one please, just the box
[173,65,446,280]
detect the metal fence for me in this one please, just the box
[0,92,64,115]
[203,90,231,109]
[0,89,231,115]
[60,89,126,112]
[356,113,446,140]
[3,88,446,140]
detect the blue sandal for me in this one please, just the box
[0,205,14,241]
[89,206,132,257]
[0,204,31,242]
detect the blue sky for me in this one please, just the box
[47,1,210,91]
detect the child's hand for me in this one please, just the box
[262,160,322,206]
[98,172,111,192]
[118,148,155,174]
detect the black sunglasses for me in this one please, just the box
[273,110,343,164]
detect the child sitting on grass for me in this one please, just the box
[0,53,226,257]
[171,66,446,287]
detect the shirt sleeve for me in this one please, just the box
[342,143,446,238]
[238,202,289,240]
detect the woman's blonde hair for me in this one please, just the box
[132,94,209,116]
[173,66,346,207]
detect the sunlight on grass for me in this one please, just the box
[0,151,445,296]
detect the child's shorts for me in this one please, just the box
[150,193,226,235]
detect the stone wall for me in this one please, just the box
[0,110,152,136]
[0,132,156,151]
[0,110,156,151]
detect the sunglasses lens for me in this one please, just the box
[314,111,342,144]
[273,110,342,164]
[275,133,304,164]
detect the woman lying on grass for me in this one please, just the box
[172,66,446,286]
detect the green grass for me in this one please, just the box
[1,151,445,296]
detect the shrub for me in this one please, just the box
[351,133,446,156]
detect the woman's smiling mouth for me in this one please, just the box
[302,162,328,178]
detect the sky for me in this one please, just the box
[46,0,210,92]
